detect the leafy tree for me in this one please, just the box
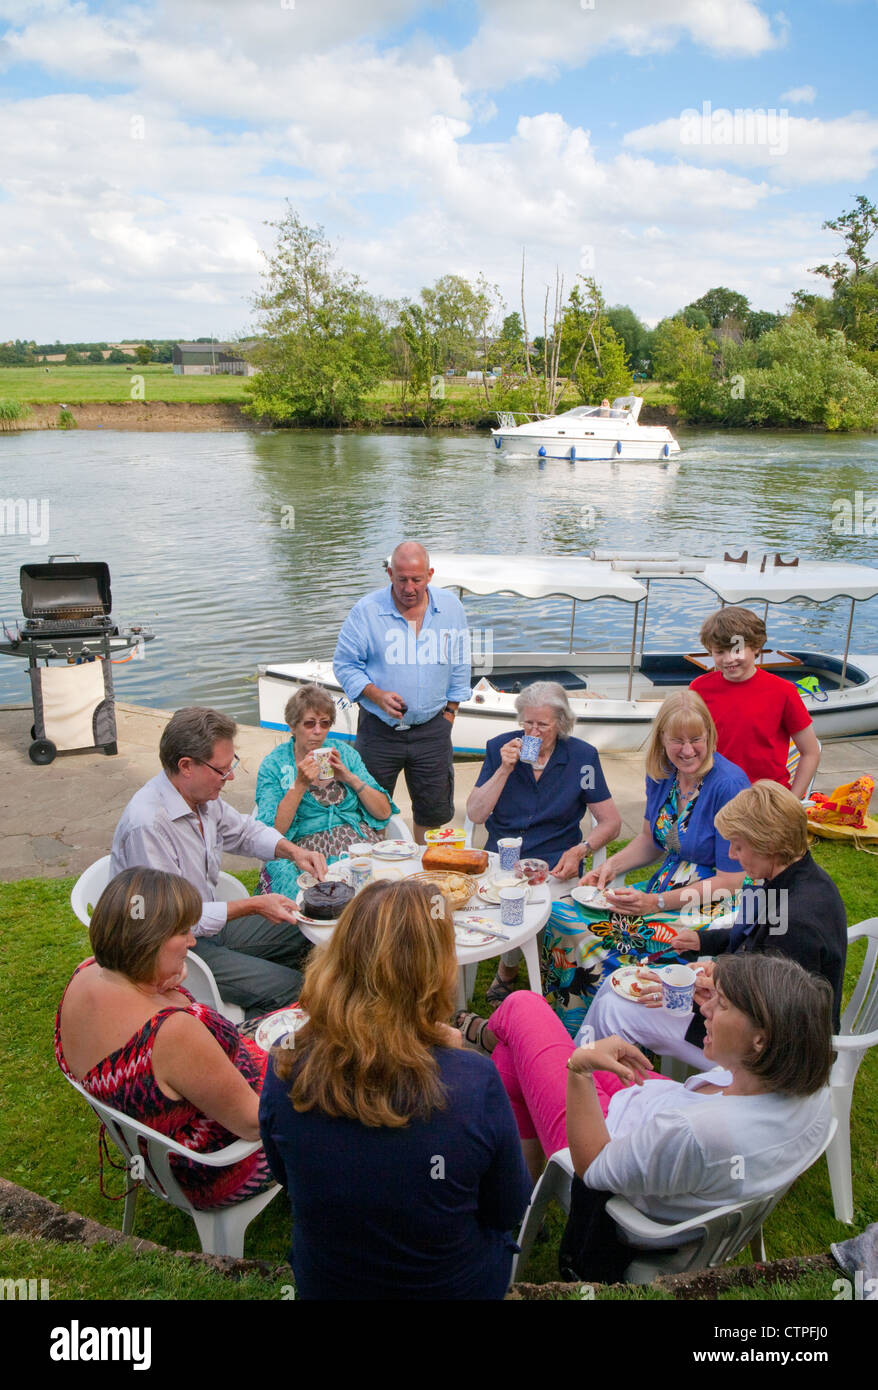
[107,348,127,364]
[744,310,783,340]
[64,348,84,365]
[650,317,713,382]
[559,279,633,403]
[682,306,711,331]
[245,206,389,425]
[685,287,751,329]
[87,349,104,364]
[494,311,527,371]
[606,305,650,369]
[420,273,499,372]
[134,345,153,365]
[810,196,878,349]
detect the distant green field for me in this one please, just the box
[0,366,675,414]
[0,365,249,405]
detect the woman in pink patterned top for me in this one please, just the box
[55,867,274,1209]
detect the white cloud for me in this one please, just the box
[623,109,878,183]
[781,84,816,104]
[456,0,780,86]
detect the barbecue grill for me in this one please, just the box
[0,555,154,764]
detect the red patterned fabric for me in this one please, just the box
[56,959,272,1210]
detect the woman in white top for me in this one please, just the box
[459,953,833,1221]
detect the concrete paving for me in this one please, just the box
[2,700,878,883]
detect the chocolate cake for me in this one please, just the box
[302,880,355,921]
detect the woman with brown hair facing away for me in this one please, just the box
[259,878,531,1300]
[56,867,273,1208]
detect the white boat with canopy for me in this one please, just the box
[490,395,680,462]
[257,550,878,753]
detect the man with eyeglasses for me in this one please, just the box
[333,541,472,843]
[111,707,326,1017]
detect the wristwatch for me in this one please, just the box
[444,705,457,718]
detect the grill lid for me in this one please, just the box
[20,562,112,620]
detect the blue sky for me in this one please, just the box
[0,0,876,339]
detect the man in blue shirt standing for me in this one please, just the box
[333,542,472,842]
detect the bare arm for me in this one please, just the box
[152,1012,261,1141]
[566,1036,653,1176]
[551,798,623,879]
[789,723,820,800]
[582,818,662,887]
[466,740,521,824]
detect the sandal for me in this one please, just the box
[451,1011,492,1054]
[485,973,517,1010]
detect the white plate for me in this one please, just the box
[371,839,419,861]
[253,1007,309,1051]
[476,878,530,906]
[570,887,650,917]
[608,966,657,1002]
[453,913,504,946]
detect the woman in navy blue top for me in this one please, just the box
[584,690,748,916]
[467,682,621,872]
[466,682,621,1007]
[258,879,531,1300]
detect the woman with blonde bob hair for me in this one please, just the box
[586,779,847,1069]
[584,689,747,917]
[258,879,531,1300]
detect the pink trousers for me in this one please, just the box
[489,991,645,1155]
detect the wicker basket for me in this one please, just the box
[409,870,477,912]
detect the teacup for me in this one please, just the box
[519,734,542,764]
[313,747,333,780]
[499,884,526,927]
[497,836,523,871]
[344,858,372,891]
[659,964,698,1012]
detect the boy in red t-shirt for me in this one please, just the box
[690,606,820,798]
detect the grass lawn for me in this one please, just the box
[0,366,676,417]
[0,365,250,406]
[0,843,873,1299]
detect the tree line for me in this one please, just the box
[244,197,878,430]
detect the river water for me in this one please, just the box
[1,426,877,725]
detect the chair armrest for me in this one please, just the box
[832,1028,878,1054]
[605,1194,719,1243]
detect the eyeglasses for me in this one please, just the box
[665,735,707,750]
[300,718,333,730]
[198,755,240,779]
[522,719,556,733]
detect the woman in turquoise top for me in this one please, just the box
[256,684,399,896]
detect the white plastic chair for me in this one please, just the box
[512,1119,837,1286]
[70,855,248,1024]
[61,1073,280,1258]
[384,814,410,840]
[827,917,878,1223]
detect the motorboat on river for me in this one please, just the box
[257,550,878,754]
[490,395,680,462]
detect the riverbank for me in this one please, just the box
[0,398,679,432]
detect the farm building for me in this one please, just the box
[172,342,258,376]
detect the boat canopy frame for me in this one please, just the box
[428,550,878,697]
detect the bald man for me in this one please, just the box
[333,542,472,842]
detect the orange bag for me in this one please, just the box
[807,776,875,830]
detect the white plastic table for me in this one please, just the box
[294,847,554,1009]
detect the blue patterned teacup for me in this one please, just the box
[497,837,523,871]
[659,964,697,1011]
[499,884,526,927]
[519,734,542,764]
